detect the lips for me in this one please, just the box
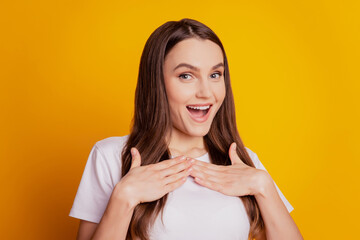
[186,104,212,123]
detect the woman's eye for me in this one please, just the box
[179,73,192,80]
[211,72,222,78]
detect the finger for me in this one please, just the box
[163,166,192,185]
[159,158,194,177]
[164,175,187,193]
[194,176,223,193]
[228,142,243,165]
[190,165,221,183]
[191,164,220,179]
[191,159,227,172]
[130,147,141,169]
[153,155,187,170]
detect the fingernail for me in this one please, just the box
[131,148,136,156]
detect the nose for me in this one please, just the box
[195,77,212,99]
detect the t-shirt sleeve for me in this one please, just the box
[69,143,116,223]
[249,150,294,213]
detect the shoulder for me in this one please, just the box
[87,135,130,185]
[94,134,130,156]
[90,135,130,169]
[244,146,256,158]
[244,146,260,168]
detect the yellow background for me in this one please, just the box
[1,0,359,239]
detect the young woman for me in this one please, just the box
[69,18,303,240]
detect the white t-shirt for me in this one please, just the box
[69,135,294,240]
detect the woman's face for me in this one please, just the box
[163,38,226,137]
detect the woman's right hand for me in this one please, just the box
[114,147,194,208]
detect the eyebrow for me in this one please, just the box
[173,62,224,72]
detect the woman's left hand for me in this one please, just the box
[188,142,270,197]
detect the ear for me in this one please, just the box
[130,147,141,169]
[228,142,243,165]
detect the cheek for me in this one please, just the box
[165,80,178,106]
[214,81,226,102]
[166,81,193,106]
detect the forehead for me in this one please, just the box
[164,38,224,69]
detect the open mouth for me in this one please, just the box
[186,104,212,118]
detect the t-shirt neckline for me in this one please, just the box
[170,152,209,159]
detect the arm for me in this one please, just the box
[90,184,137,240]
[254,172,303,240]
[76,221,97,240]
[90,150,191,240]
[188,143,302,239]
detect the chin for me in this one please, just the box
[186,126,210,137]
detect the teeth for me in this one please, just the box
[187,105,210,110]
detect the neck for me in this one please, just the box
[166,127,206,157]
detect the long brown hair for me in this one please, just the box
[121,18,266,240]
